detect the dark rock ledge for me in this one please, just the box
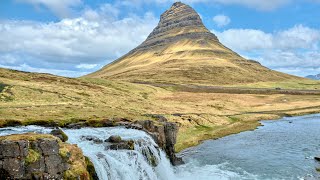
[0,133,96,180]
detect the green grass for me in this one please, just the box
[25,148,40,165]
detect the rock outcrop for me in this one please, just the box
[0,133,93,180]
[133,120,184,165]
[133,2,217,52]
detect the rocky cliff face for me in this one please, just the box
[134,120,184,165]
[0,134,93,180]
[133,2,218,52]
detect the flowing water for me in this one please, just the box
[0,114,319,180]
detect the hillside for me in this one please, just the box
[2,67,320,151]
[87,2,303,85]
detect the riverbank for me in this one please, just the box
[1,68,320,152]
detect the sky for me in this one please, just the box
[0,0,319,77]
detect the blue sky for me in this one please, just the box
[0,0,320,77]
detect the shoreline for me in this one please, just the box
[175,108,320,152]
[1,109,320,153]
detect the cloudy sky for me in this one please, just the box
[0,0,319,77]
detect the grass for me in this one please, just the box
[0,133,58,141]
[25,148,40,165]
[61,143,90,179]
[0,83,6,93]
[1,67,320,152]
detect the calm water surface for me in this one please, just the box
[178,114,320,179]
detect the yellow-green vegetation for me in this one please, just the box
[1,68,320,152]
[229,80,320,90]
[85,157,98,180]
[316,167,320,172]
[61,143,90,179]
[0,133,58,141]
[25,149,40,165]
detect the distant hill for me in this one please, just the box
[306,74,320,80]
[86,2,303,85]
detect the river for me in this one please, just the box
[0,114,319,180]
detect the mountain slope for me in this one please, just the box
[306,74,320,80]
[87,2,303,85]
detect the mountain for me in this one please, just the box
[86,2,302,85]
[306,74,320,80]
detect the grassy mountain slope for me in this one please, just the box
[87,2,304,86]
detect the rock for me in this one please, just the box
[65,122,85,129]
[107,135,122,143]
[50,128,68,142]
[0,137,67,179]
[85,157,99,180]
[141,146,159,167]
[106,140,134,150]
[164,122,184,165]
[134,2,217,52]
[127,120,184,166]
[81,135,103,144]
[0,133,92,180]
[315,156,320,161]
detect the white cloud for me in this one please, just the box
[0,63,89,77]
[213,14,231,27]
[0,8,158,76]
[212,29,273,50]
[213,25,320,51]
[76,64,98,69]
[16,0,82,18]
[212,25,320,76]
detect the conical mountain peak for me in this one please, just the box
[87,2,298,86]
[135,2,217,52]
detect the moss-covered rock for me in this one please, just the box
[0,133,92,180]
[85,157,99,180]
[25,149,40,165]
[50,128,68,142]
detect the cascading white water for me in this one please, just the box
[0,126,255,180]
[64,127,175,180]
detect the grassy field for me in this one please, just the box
[1,68,320,152]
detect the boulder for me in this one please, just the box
[106,135,122,143]
[81,135,103,144]
[50,128,68,142]
[315,156,320,161]
[106,140,134,150]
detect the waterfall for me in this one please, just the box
[0,126,256,180]
[64,127,175,180]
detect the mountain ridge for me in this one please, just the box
[306,74,320,80]
[86,2,303,85]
